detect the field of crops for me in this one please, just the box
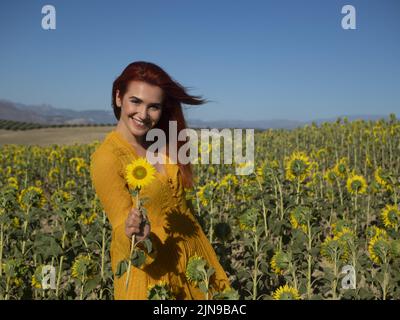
[0,119,115,131]
[1,115,400,300]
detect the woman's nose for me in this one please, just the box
[136,104,148,120]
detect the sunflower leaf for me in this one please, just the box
[143,238,152,254]
[116,260,128,278]
[131,249,146,268]
[198,282,208,294]
[206,267,215,278]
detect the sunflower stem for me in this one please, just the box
[332,250,338,300]
[125,191,140,291]
[306,219,312,299]
[100,210,107,299]
[0,223,3,277]
[256,177,269,238]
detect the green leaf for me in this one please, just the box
[198,282,208,294]
[116,260,128,278]
[206,267,215,278]
[143,238,152,254]
[131,249,146,268]
[85,275,101,293]
[65,220,77,233]
[310,247,320,257]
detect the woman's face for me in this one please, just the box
[116,80,164,139]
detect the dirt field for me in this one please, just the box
[0,126,116,146]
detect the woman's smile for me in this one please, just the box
[129,115,148,130]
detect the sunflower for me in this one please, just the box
[255,160,268,180]
[48,167,60,182]
[12,217,20,228]
[197,180,217,207]
[270,251,290,275]
[335,227,355,244]
[31,275,42,289]
[48,150,61,162]
[65,179,77,190]
[374,167,393,192]
[270,159,280,170]
[272,284,300,300]
[207,166,216,175]
[7,177,19,190]
[368,234,390,265]
[367,225,387,240]
[147,281,175,300]
[217,174,238,191]
[186,255,207,285]
[50,189,72,210]
[346,172,367,195]
[236,161,254,175]
[285,151,312,182]
[289,207,309,234]
[391,239,400,257]
[69,157,85,167]
[316,148,328,159]
[79,212,98,225]
[331,220,352,236]
[18,186,46,211]
[381,204,400,230]
[76,163,88,177]
[333,158,349,179]
[125,157,156,190]
[321,235,350,263]
[31,265,44,289]
[71,254,96,282]
[324,168,337,185]
[238,208,257,232]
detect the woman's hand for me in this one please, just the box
[125,207,151,242]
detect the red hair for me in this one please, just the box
[112,61,206,189]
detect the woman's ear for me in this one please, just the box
[116,90,122,107]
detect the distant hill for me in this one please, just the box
[0,99,394,129]
[0,99,116,125]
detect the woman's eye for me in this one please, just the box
[130,100,140,105]
[150,105,161,110]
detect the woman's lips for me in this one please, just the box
[129,116,147,129]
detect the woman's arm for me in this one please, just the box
[90,149,157,268]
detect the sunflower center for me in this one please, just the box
[388,210,399,223]
[132,166,148,180]
[351,180,362,191]
[280,292,296,300]
[292,160,307,175]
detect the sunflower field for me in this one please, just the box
[1,114,400,300]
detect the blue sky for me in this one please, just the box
[0,0,399,121]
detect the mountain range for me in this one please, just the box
[0,99,392,130]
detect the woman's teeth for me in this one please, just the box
[130,116,146,128]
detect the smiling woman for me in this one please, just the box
[90,61,233,300]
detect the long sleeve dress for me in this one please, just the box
[90,129,231,300]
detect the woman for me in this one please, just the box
[90,61,231,300]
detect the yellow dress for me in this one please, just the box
[90,129,231,299]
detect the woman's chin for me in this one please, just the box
[128,125,149,137]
